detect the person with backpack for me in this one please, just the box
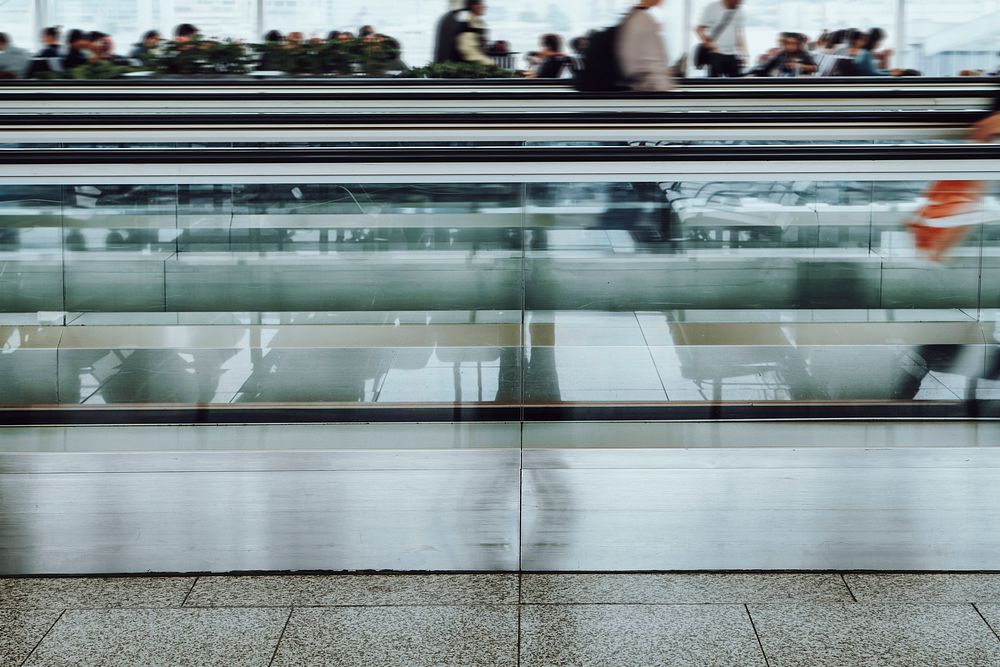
[695,0,747,77]
[617,0,675,91]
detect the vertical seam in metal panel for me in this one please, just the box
[744,604,771,667]
[19,609,64,667]
[518,179,526,575]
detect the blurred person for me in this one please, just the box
[90,32,131,65]
[63,29,93,69]
[752,32,816,77]
[695,0,747,77]
[904,92,999,261]
[488,39,509,56]
[866,27,893,70]
[970,90,1000,142]
[850,28,902,76]
[455,0,493,66]
[258,30,285,71]
[433,3,464,64]
[568,36,588,74]
[129,30,161,61]
[37,26,63,58]
[286,31,304,45]
[0,33,31,79]
[618,0,675,91]
[812,29,843,76]
[527,33,569,78]
[359,25,376,38]
[174,23,198,43]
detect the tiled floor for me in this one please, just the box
[3,573,1000,666]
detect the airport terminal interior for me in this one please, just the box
[2,0,1000,664]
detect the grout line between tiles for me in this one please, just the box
[19,609,65,667]
[180,576,199,607]
[840,574,859,602]
[266,608,294,667]
[517,572,525,666]
[744,604,772,667]
[972,603,1000,643]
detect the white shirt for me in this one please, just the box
[698,1,745,56]
[617,9,674,92]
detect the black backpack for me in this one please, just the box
[573,25,626,92]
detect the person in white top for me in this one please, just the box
[455,0,493,66]
[617,0,675,92]
[695,0,748,77]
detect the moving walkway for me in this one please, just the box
[1,143,998,414]
[2,125,1000,576]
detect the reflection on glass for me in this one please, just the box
[1,178,998,408]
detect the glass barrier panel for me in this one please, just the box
[1,175,998,409]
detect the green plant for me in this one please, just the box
[38,61,142,80]
[151,37,254,75]
[403,62,516,79]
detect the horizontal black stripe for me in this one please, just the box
[0,75,994,88]
[1,88,995,102]
[0,110,986,128]
[1,143,998,164]
[0,401,997,425]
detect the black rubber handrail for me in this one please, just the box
[0,75,995,87]
[0,401,997,425]
[1,87,994,102]
[0,110,987,127]
[1,143,998,164]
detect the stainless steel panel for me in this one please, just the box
[521,446,1000,571]
[0,458,519,575]
[5,422,1000,573]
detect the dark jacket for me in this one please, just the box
[433,10,461,64]
[536,55,570,78]
[37,45,63,59]
[754,50,816,77]
[63,48,89,69]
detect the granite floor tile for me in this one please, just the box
[0,577,195,610]
[749,602,1000,667]
[522,573,853,604]
[271,606,517,667]
[520,604,766,667]
[846,574,1000,603]
[185,574,518,607]
[0,610,61,667]
[23,608,288,667]
[974,604,1000,639]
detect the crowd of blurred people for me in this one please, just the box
[0,21,402,78]
[0,0,994,82]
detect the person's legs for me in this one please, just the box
[707,53,741,77]
[720,54,741,77]
[707,52,725,77]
